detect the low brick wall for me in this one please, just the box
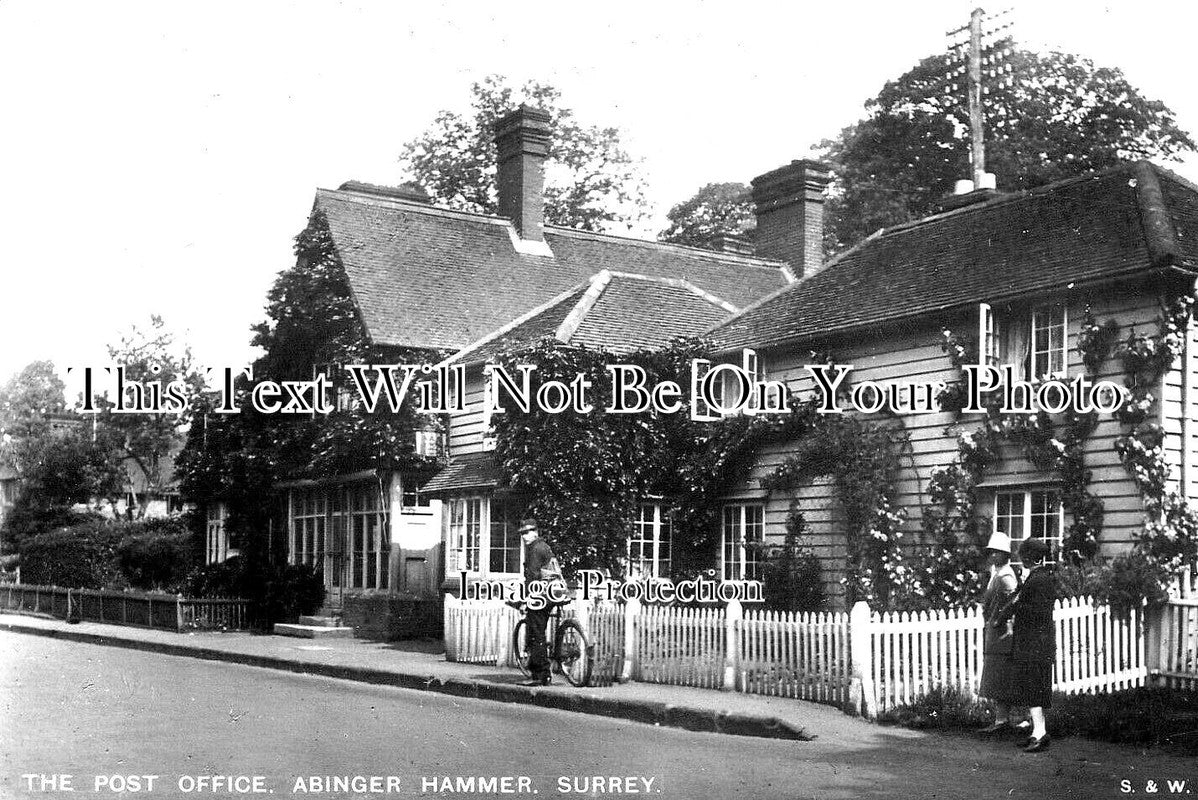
[340,592,442,640]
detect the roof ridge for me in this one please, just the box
[317,187,511,227]
[874,161,1142,240]
[544,225,787,270]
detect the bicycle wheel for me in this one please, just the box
[554,619,592,687]
[511,619,531,677]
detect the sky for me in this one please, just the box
[1,0,1196,393]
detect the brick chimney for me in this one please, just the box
[493,105,552,242]
[750,159,832,278]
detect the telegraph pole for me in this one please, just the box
[968,8,985,186]
[944,8,1014,187]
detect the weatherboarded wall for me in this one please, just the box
[720,281,1176,607]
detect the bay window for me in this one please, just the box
[289,481,390,590]
[447,496,525,578]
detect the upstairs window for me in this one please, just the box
[978,303,1068,380]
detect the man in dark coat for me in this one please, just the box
[994,537,1056,753]
[520,519,557,686]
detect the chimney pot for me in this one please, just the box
[750,159,832,278]
[493,105,552,241]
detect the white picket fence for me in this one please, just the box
[444,579,1198,719]
[443,596,852,704]
[857,597,1150,714]
[1154,567,1198,691]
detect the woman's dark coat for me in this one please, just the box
[994,564,1057,707]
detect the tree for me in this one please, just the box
[98,316,205,517]
[400,75,648,232]
[658,182,754,249]
[0,360,67,443]
[820,48,1195,251]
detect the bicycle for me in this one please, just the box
[509,601,593,687]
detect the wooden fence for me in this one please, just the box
[446,583,1196,717]
[1154,566,1198,691]
[0,583,253,632]
[858,597,1150,714]
[443,596,852,705]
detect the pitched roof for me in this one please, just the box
[449,271,737,366]
[314,188,790,352]
[711,161,1198,352]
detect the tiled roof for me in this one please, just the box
[711,161,1198,352]
[314,188,790,352]
[451,271,736,365]
[421,453,502,494]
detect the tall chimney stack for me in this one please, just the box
[493,105,552,242]
[750,159,832,278]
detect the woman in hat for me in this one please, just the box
[993,537,1057,753]
[976,531,1020,734]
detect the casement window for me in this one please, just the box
[628,503,673,579]
[978,303,1068,380]
[722,503,764,581]
[488,498,523,574]
[206,503,229,565]
[993,488,1064,565]
[291,490,326,568]
[289,482,390,590]
[448,496,525,577]
[348,484,389,590]
[1029,307,1068,379]
[401,484,433,515]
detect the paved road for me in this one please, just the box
[0,633,1192,799]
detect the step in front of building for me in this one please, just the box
[299,615,343,627]
[273,622,354,639]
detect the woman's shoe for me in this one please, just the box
[977,721,1010,735]
[1023,735,1051,753]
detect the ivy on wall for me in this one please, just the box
[492,338,807,578]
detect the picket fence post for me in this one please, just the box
[620,597,640,683]
[722,599,742,691]
[443,597,458,662]
[847,601,877,719]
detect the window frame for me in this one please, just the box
[447,495,525,579]
[992,487,1064,566]
[627,503,673,579]
[206,502,229,565]
[288,481,390,591]
[721,502,764,581]
[982,302,1069,381]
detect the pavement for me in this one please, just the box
[0,612,838,742]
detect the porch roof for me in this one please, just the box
[420,453,501,495]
